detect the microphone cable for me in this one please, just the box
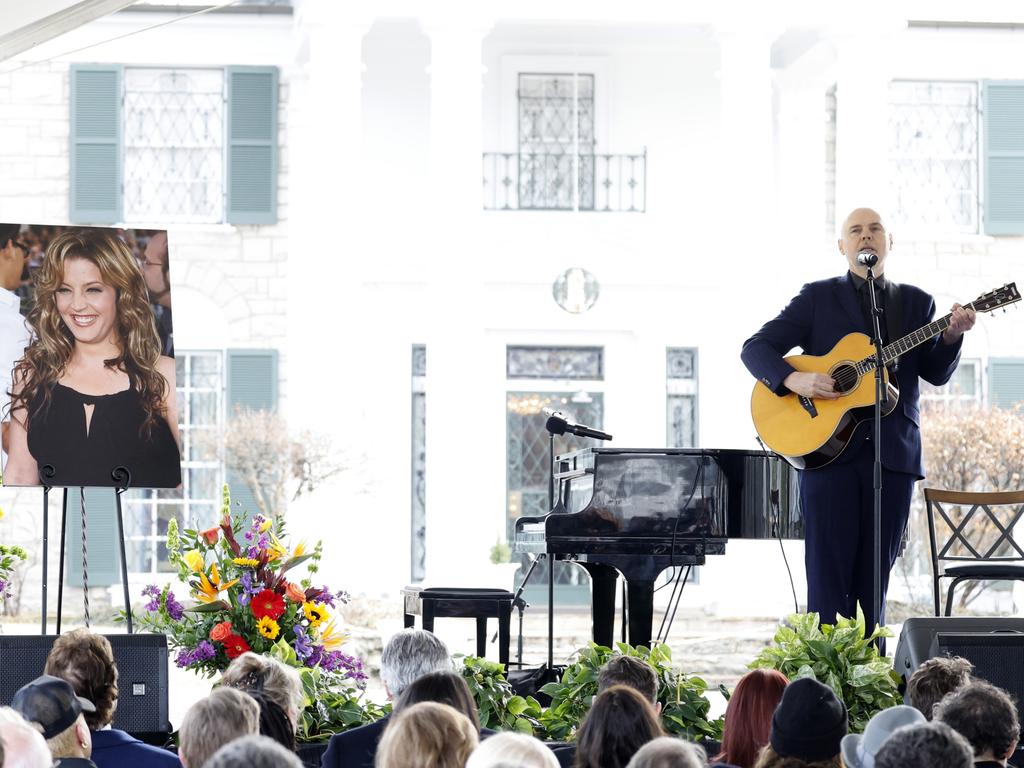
[755,436,799,616]
[657,456,706,643]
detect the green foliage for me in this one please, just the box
[489,538,512,564]
[458,655,542,734]
[749,609,902,733]
[538,642,723,742]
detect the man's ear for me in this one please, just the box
[1003,739,1018,760]
[837,238,845,255]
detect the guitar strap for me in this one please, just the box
[885,280,903,372]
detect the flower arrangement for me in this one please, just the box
[136,487,377,739]
[0,507,28,602]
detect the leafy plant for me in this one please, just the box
[458,655,542,734]
[749,609,902,733]
[538,642,723,742]
[489,538,512,564]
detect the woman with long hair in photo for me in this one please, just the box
[714,669,789,768]
[4,228,180,487]
[574,685,664,768]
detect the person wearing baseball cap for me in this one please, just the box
[841,705,926,768]
[755,677,848,767]
[11,674,98,767]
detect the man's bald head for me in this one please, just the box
[838,207,892,278]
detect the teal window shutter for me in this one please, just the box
[70,64,123,224]
[989,358,1024,409]
[225,349,279,517]
[226,66,278,225]
[983,81,1024,235]
[67,489,122,587]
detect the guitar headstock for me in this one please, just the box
[972,283,1021,313]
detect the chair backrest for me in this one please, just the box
[923,488,1024,568]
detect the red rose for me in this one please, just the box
[223,633,251,659]
[200,526,221,546]
[210,621,233,643]
[251,589,286,621]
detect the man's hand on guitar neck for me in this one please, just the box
[783,371,840,399]
[942,303,976,344]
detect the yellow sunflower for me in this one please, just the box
[232,557,261,568]
[257,616,280,640]
[303,602,327,627]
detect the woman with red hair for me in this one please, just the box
[713,669,789,768]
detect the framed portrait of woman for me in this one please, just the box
[0,223,181,489]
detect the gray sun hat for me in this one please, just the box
[841,705,926,768]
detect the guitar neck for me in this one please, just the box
[858,301,976,373]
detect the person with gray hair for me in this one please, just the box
[874,721,973,768]
[626,737,707,768]
[466,732,560,768]
[205,735,303,768]
[179,687,260,768]
[320,629,451,768]
[0,706,52,768]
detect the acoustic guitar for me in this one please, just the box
[751,283,1020,470]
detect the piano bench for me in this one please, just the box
[402,586,514,667]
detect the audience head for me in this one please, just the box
[874,721,973,768]
[935,680,1020,762]
[205,734,303,768]
[375,701,478,768]
[840,705,925,768]
[179,687,260,768]
[0,707,52,768]
[466,732,560,768]
[44,628,119,730]
[906,655,972,721]
[575,685,665,768]
[379,629,451,699]
[598,656,660,706]
[11,674,95,759]
[758,677,846,768]
[221,651,303,731]
[245,689,297,754]
[626,736,707,768]
[394,670,480,731]
[715,668,789,768]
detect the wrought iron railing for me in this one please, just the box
[483,150,647,212]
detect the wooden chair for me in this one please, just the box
[924,488,1024,616]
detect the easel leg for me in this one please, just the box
[115,487,133,634]
[41,486,49,636]
[57,489,68,635]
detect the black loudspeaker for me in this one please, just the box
[0,634,170,735]
[894,617,1024,719]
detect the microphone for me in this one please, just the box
[857,251,878,267]
[541,407,613,441]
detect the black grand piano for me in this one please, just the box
[513,448,803,649]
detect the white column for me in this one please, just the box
[419,17,497,586]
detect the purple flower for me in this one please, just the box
[165,591,184,621]
[238,571,263,607]
[141,585,162,612]
[142,585,161,598]
[293,625,313,661]
[306,645,324,668]
[175,640,216,669]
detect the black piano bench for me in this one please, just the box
[402,586,514,667]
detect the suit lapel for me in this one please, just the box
[833,273,866,333]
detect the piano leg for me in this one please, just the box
[582,563,618,648]
[626,579,656,649]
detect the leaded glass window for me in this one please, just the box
[124,351,223,574]
[666,348,698,448]
[518,73,595,210]
[124,68,225,224]
[889,81,979,233]
[507,346,603,380]
[411,345,426,582]
[825,84,837,241]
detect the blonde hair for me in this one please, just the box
[45,628,119,729]
[179,688,260,768]
[466,732,559,768]
[46,714,86,759]
[375,701,478,768]
[11,228,166,434]
[221,652,304,727]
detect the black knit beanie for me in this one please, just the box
[770,677,848,761]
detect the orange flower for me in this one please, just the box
[285,582,306,604]
[210,621,233,642]
[195,563,239,604]
[200,526,221,546]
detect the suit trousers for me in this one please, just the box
[799,435,916,634]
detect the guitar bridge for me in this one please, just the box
[798,396,818,418]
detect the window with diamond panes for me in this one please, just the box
[666,348,698,448]
[123,351,223,574]
[824,84,837,241]
[518,74,595,210]
[507,391,604,601]
[410,345,426,582]
[889,81,979,233]
[124,68,225,224]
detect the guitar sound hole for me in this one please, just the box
[831,363,859,394]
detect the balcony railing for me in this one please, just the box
[483,150,647,212]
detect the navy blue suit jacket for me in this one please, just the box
[741,273,962,478]
[90,729,181,768]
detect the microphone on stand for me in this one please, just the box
[542,407,613,441]
[857,250,879,267]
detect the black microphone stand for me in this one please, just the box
[865,265,886,648]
